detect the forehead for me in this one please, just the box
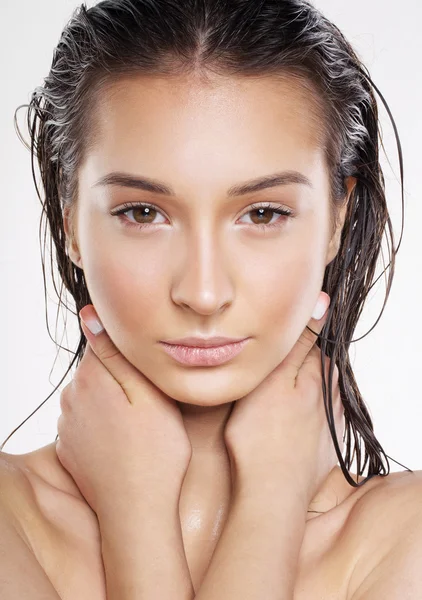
[83,73,327,195]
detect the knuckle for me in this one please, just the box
[55,438,68,469]
[224,424,242,455]
[322,353,331,371]
[73,369,91,392]
[334,396,344,423]
[299,329,316,349]
[96,340,120,363]
[55,438,62,459]
[323,355,339,384]
[307,368,321,386]
[57,413,64,436]
[333,363,339,382]
[336,413,344,436]
[60,387,70,412]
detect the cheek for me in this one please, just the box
[249,240,327,349]
[80,233,167,346]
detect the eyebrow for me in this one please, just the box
[93,170,313,196]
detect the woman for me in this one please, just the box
[0,0,420,598]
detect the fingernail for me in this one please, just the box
[80,307,104,336]
[313,294,330,320]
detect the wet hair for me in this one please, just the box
[2,0,413,491]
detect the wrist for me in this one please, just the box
[195,475,307,600]
[100,510,194,600]
[230,464,309,515]
[95,480,182,518]
[97,498,180,536]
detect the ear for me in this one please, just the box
[325,176,357,266]
[63,204,83,269]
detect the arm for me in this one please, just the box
[195,480,308,600]
[97,503,195,600]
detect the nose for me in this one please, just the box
[170,229,234,316]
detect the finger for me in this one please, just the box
[79,304,148,404]
[331,365,345,452]
[322,356,345,455]
[329,381,345,458]
[281,292,331,383]
[299,351,340,402]
[313,349,339,388]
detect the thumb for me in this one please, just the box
[79,304,146,404]
[281,292,331,381]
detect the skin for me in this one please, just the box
[1,72,421,600]
[64,72,356,519]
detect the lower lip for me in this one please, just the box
[159,339,250,366]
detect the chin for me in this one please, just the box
[153,368,257,406]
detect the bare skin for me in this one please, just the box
[2,442,420,599]
[2,72,421,598]
[64,71,353,460]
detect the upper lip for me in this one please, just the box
[161,336,248,347]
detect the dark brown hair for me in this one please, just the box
[2,0,413,489]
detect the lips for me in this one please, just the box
[159,338,250,366]
[162,336,248,348]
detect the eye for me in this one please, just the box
[110,201,294,231]
[239,202,294,229]
[110,202,167,229]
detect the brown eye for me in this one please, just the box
[110,202,167,228]
[111,200,293,232]
[132,206,158,224]
[239,203,294,228]
[249,207,275,225]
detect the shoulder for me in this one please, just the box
[0,442,101,552]
[0,450,38,527]
[0,442,96,542]
[4,441,86,501]
[348,468,422,538]
[346,469,422,599]
[0,449,48,562]
[0,453,63,598]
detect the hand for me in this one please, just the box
[223,293,345,508]
[56,304,192,518]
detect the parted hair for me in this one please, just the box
[2,0,412,489]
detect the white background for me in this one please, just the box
[1,1,421,472]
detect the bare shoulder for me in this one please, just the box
[1,441,99,532]
[0,444,107,599]
[0,442,89,527]
[0,451,64,598]
[0,449,39,529]
[4,441,86,500]
[346,468,422,599]
[0,445,68,545]
[0,442,102,556]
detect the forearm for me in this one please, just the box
[195,481,308,600]
[98,505,195,600]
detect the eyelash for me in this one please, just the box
[110,201,294,232]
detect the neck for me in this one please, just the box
[177,401,234,456]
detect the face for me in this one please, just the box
[66,73,352,406]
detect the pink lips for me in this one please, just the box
[159,338,250,366]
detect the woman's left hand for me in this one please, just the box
[223,298,345,508]
[56,304,192,519]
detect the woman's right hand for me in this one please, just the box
[56,304,192,518]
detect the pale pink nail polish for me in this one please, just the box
[81,313,104,336]
[312,295,330,320]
